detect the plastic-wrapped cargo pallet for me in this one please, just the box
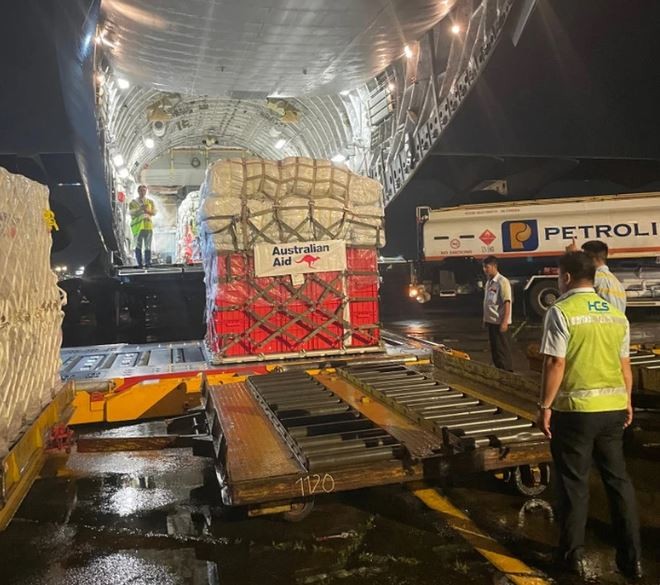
[199,157,385,363]
[0,168,65,456]
[175,190,201,264]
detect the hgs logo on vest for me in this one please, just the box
[587,300,610,312]
[253,240,347,278]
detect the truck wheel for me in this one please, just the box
[505,464,551,497]
[528,281,560,317]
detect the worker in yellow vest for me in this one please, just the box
[129,185,156,268]
[581,240,627,312]
[566,239,627,312]
[537,251,642,580]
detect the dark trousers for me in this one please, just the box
[486,323,513,371]
[550,410,641,563]
[135,230,153,267]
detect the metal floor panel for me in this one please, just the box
[60,332,431,381]
[60,341,210,381]
[206,382,303,483]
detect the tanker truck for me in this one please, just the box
[411,192,660,317]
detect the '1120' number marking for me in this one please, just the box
[295,473,336,497]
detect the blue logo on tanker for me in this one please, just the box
[501,220,539,252]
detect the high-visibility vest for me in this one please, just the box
[129,198,155,237]
[553,291,628,412]
[594,265,627,313]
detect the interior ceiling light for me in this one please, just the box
[96,72,106,84]
[331,153,347,163]
[117,78,130,89]
[144,137,155,149]
[274,138,286,149]
[112,154,124,166]
[403,44,413,58]
[388,82,396,92]
[451,24,461,34]
[117,167,129,178]
[340,90,350,96]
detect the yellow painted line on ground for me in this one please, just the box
[410,484,550,585]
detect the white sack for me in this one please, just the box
[0,167,64,456]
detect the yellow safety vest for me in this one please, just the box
[129,198,155,237]
[553,291,628,412]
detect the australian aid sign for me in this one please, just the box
[254,240,347,277]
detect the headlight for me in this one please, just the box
[416,292,431,304]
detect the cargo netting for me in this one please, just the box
[200,158,384,363]
[0,168,65,456]
[175,190,201,264]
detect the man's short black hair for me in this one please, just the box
[558,251,596,283]
[482,255,498,266]
[581,240,608,263]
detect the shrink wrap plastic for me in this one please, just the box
[199,157,385,251]
[200,158,383,361]
[0,168,64,456]
[175,190,201,264]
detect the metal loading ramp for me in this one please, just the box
[204,370,435,511]
[204,363,551,515]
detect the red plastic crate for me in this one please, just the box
[346,248,378,272]
[206,248,380,360]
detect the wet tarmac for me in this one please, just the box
[1,300,659,584]
[1,447,498,585]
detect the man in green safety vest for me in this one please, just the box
[537,251,642,580]
[129,185,156,268]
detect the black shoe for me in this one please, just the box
[565,548,588,578]
[617,558,643,581]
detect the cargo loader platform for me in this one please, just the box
[0,382,75,531]
[630,348,660,409]
[61,333,433,426]
[61,331,432,382]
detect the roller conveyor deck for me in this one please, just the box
[247,371,404,471]
[203,362,551,512]
[340,364,546,451]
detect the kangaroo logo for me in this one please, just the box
[296,254,321,269]
[502,220,539,252]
